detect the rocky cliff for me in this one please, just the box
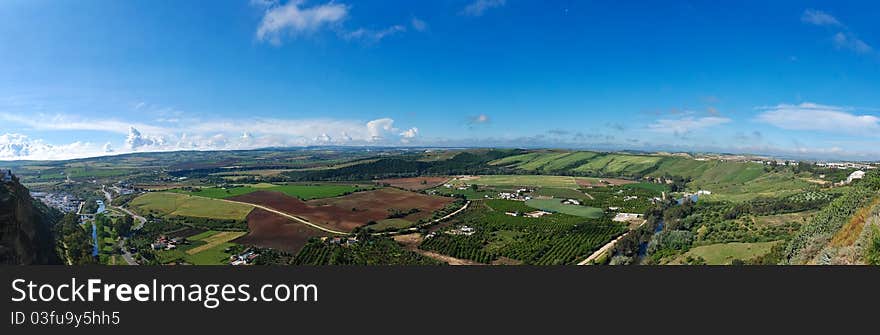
[0,172,60,264]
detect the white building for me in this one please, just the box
[847,170,866,183]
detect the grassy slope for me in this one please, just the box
[491,152,810,202]
[677,241,780,265]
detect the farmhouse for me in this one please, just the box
[524,210,551,218]
[613,213,643,222]
[847,170,866,183]
[505,211,519,217]
[562,199,581,205]
[449,225,476,236]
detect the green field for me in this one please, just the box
[531,187,592,202]
[172,184,362,200]
[154,230,245,265]
[461,175,599,188]
[365,219,415,232]
[129,192,253,220]
[525,199,603,218]
[677,241,780,265]
[488,151,811,202]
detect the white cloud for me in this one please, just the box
[461,0,506,17]
[255,0,350,45]
[125,126,166,151]
[832,32,873,54]
[399,127,419,143]
[366,118,396,141]
[756,102,880,135]
[0,113,419,160]
[648,116,731,136]
[344,25,406,42]
[0,133,104,160]
[411,17,428,32]
[0,112,169,136]
[801,9,841,26]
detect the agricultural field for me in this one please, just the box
[674,241,780,265]
[233,208,331,253]
[171,183,365,200]
[228,188,454,232]
[155,230,247,265]
[418,200,625,265]
[376,176,451,190]
[450,175,601,188]
[129,192,254,220]
[293,237,441,265]
[525,199,603,218]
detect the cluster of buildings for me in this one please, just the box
[442,183,472,191]
[497,188,532,201]
[816,162,876,170]
[229,248,260,266]
[32,192,82,213]
[447,225,476,236]
[749,159,799,166]
[150,236,188,250]
[504,210,552,218]
[322,236,359,246]
[612,213,643,222]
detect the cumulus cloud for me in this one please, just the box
[255,0,350,45]
[366,118,397,141]
[801,9,842,26]
[461,0,506,17]
[125,126,166,151]
[648,116,731,136]
[756,102,880,135]
[0,133,103,160]
[399,127,419,143]
[0,113,420,160]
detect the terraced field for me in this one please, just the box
[453,175,600,188]
[489,151,812,202]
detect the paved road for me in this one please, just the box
[102,185,144,265]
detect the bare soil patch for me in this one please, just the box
[229,188,454,232]
[233,208,329,253]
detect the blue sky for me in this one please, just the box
[1,0,879,160]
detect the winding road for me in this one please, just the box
[101,186,145,265]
